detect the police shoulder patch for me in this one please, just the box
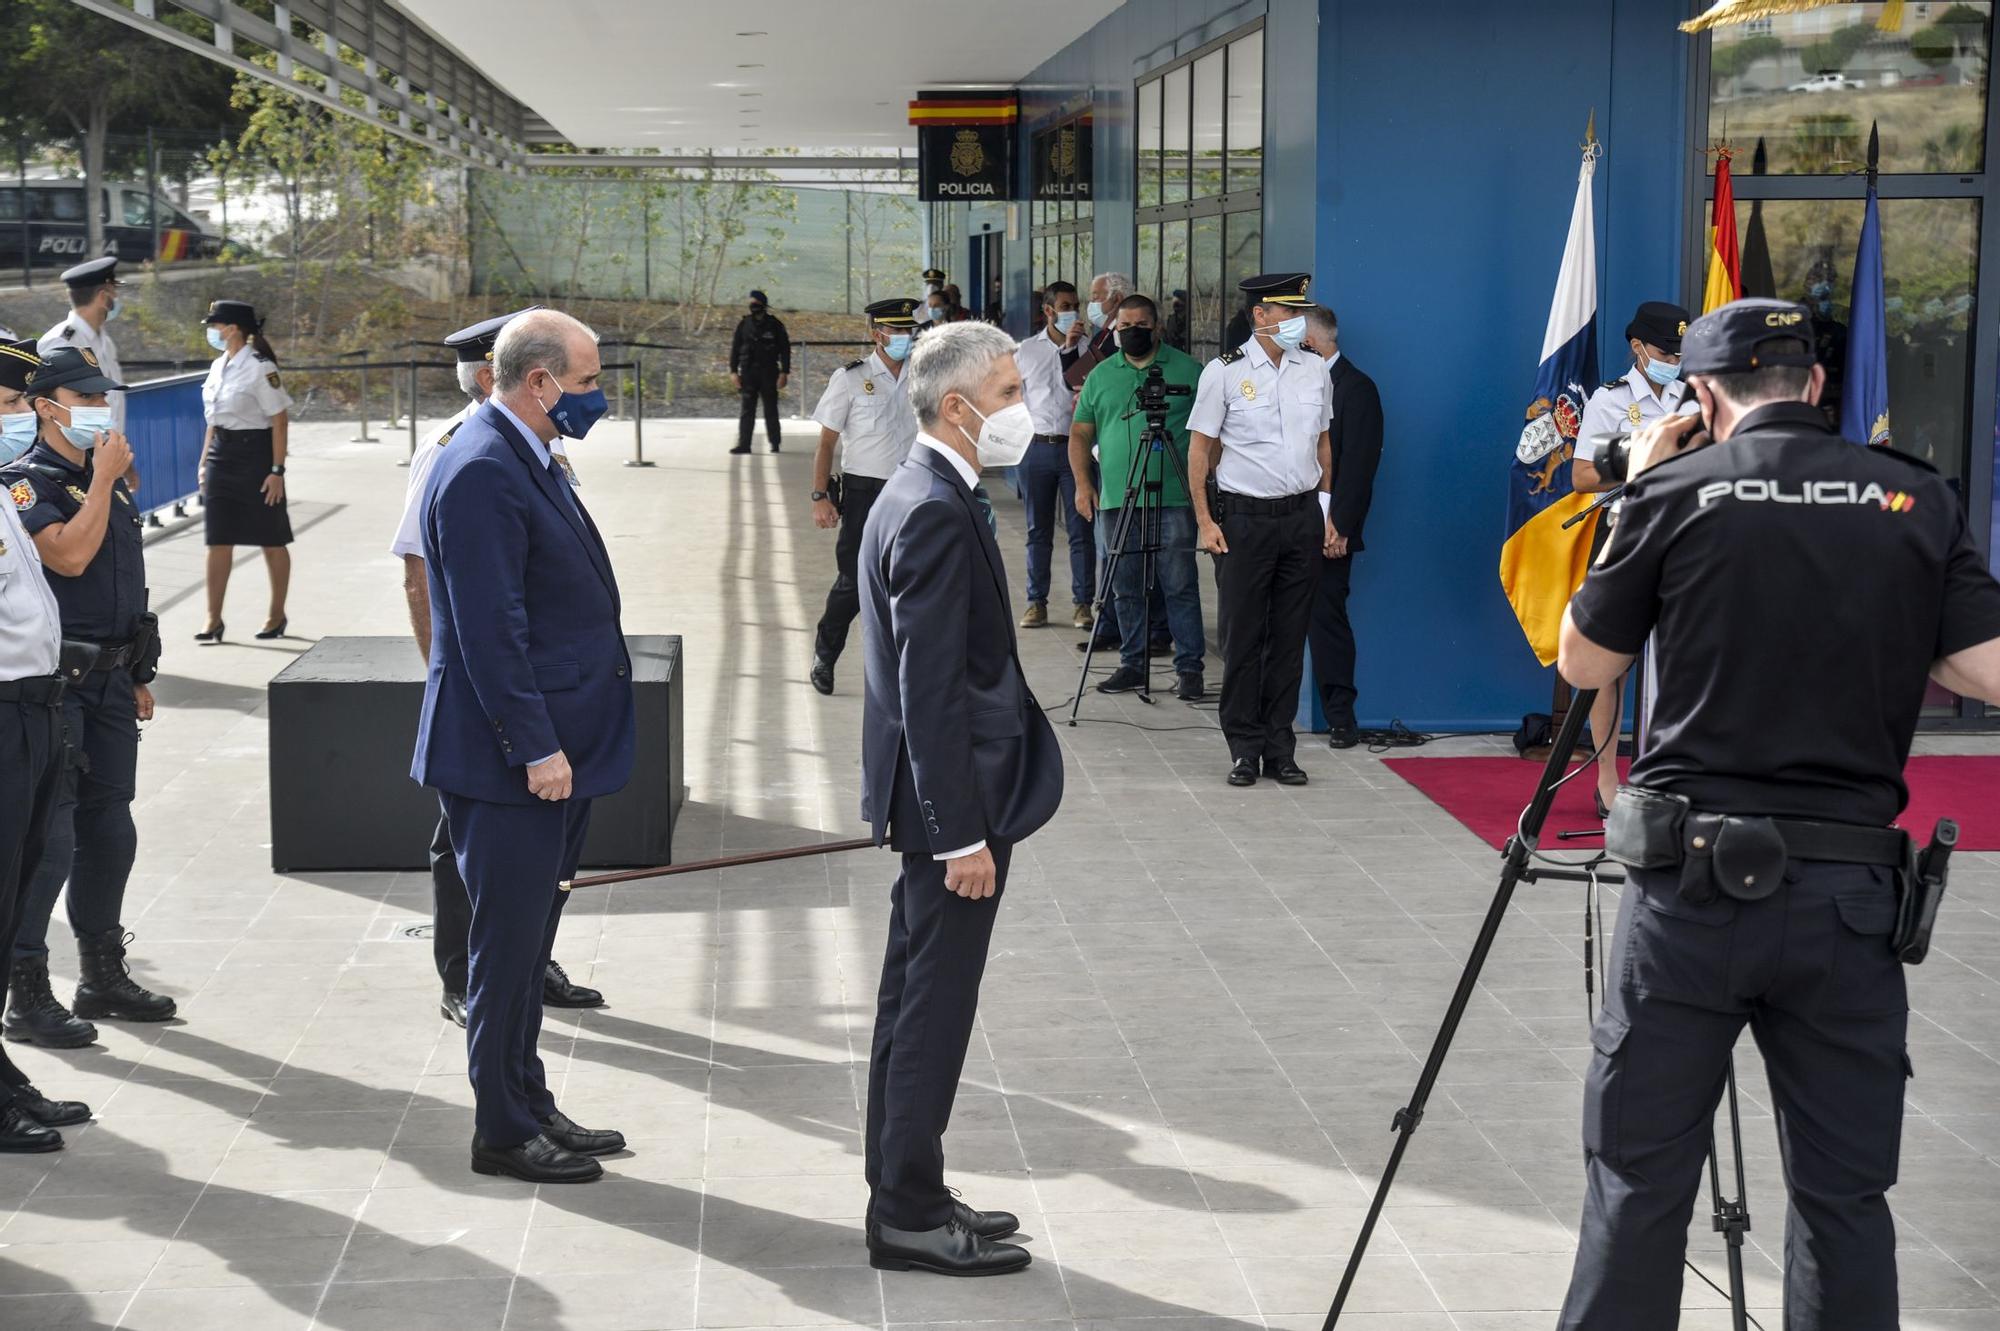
[1602,378,1626,391]
[265,371,282,388]
[843,358,867,372]
[436,423,461,448]
[9,479,34,512]
[1218,348,1246,365]
[1869,443,1941,476]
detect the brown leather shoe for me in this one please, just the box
[1018,602,1048,629]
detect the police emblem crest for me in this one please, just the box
[1051,127,1076,182]
[80,349,99,368]
[949,130,986,178]
[266,371,283,389]
[1627,402,1643,426]
[65,485,88,505]
[862,379,876,395]
[8,480,32,512]
[1241,380,1256,400]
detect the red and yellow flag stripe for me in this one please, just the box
[907,97,1018,126]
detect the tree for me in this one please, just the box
[1711,34,1783,86]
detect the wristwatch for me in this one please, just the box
[270,465,286,476]
[810,489,829,502]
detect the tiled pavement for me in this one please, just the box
[0,418,1994,1330]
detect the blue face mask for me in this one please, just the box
[0,412,36,465]
[1053,310,1078,335]
[1085,300,1105,328]
[1269,314,1308,351]
[104,298,122,322]
[55,403,113,449]
[206,326,228,352]
[1644,356,1682,386]
[536,374,607,440]
[883,333,912,363]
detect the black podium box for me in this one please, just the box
[269,635,683,872]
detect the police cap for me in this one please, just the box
[1625,300,1691,353]
[748,289,770,307]
[0,339,40,393]
[445,307,539,363]
[1679,298,1820,377]
[59,256,119,290]
[921,268,947,284]
[204,299,261,330]
[863,297,920,328]
[25,346,127,398]
[1240,271,1313,306]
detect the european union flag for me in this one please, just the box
[1842,122,1891,447]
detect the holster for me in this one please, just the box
[1606,786,1832,907]
[828,475,845,515]
[131,612,161,685]
[1892,819,1957,965]
[57,639,101,684]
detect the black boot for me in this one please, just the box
[0,1104,63,1153]
[72,930,177,1023]
[4,957,97,1048]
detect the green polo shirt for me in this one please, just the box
[1072,343,1202,509]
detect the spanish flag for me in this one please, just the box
[1702,149,1741,313]
[1499,140,1601,667]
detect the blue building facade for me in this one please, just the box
[934,0,2000,731]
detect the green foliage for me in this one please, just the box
[1800,22,1878,77]
[1711,34,1783,85]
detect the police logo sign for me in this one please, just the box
[950,131,986,178]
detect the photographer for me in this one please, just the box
[1068,294,1205,699]
[1555,299,2000,1329]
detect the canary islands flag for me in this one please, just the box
[1499,142,1601,667]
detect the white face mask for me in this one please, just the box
[958,399,1034,468]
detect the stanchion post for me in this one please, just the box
[407,360,419,461]
[388,364,402,429]
[797,344,809,418]
[351,360,375,442]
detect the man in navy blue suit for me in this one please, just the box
[857,322,1065,1275]
[411,309,634,1184]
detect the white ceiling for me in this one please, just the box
[395,0,1122,151]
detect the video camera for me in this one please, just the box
[1136,363,1191,423]
[1577,432,1636,485]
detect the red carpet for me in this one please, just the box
[1382,755,2000,852]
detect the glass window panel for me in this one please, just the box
[1730,195,1978,479]
[0,188,17,223]
[1138,79,1163,209]
[1076,231,1093,291]
[1192,51,1225,200]
[1137,223,1162,309]
[1162,65,1190,205]
[1189,213,1223,363]
[1160,219,1190,349]
[1224,210,1263,350]
[1227,31,1265,195]
[1706,1,1990,174]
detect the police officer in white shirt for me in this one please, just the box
[1013,281,1093,629]
[0,340,91,1152]
[1188,272,1338,789]
[809,298,922,696]
[36,258,127,437]
[194,301,295,642]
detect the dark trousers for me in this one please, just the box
[738,371,782,449]
[0,689,64,1102]
[430,810,471,996]
[1213,502,1320,764]
[1560,862,1908,1330]
[444,791,593,1148]
[1101,506,1204,675]
[13,670,138,963]
[1018,439,1093,607]
[813,475,885,664]
[1308,553,1358,728]
[865,841,1012,1230]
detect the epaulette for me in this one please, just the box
[436,423,461,448]
[1602,378,1626,390]
[1868,442,1940,476]
[1218,348,1246,365]
[843,358,867,372]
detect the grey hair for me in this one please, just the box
[1092,270,1134,303]
[456,361,487,398]
[905,322,1019,427]
[1303,304,1339,347]
[493,309,596,392]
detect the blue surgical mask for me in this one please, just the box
[104,298,122,322]
[206,326,228,352]
[0,412,35,465]
[535,374,608,440]
[1053,310,1078,335]
[56,403,113,449]
[1644,356,1682,386]
[1086,300,1105,328]
[883,333,912,363]
[1269,314,1308,351]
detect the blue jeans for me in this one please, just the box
[1018,439,1093,607]
[1098,505,1205,675]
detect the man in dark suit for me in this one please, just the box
[1303,305,1383,748]
[857,322,1064,1277]
[412,309,635,1184]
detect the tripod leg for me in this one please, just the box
[1069,500,1140,724]
[1323,692,1597,1327]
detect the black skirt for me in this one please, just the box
[204,426,293,547]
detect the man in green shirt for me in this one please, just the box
[1069,294,1207,700]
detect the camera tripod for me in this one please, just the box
[1067,398,1193,720]
[1323,690,1757,1331]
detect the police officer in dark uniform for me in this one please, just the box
[1556,299,2000,1329]
[1,348,170,1050]
[729,289,791,455]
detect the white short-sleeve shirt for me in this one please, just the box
[0,498,61,680]
[1187,337,1330,499]
[391,401,477,559]
[812,351,917,481]
[202,349,294,430]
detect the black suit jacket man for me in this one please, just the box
[856,439,1062,1232]
[1310,354,1384,730]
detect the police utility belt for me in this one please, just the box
[1605,785,1957,966]
[1211,488,1314,518]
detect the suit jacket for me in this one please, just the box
[1326,355,1384,552]
[410,401,635,806]
[858,444,1063,853]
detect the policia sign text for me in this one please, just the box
[910,94,1018,202]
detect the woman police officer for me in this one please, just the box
[195,300,294,641]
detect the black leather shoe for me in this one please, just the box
[728,445,752,456]
[809,655,835,696]
[1176,672,1205,701]
[1327,725,1360,750]
[16,1086,90,1127]
[1095,666,1146,694]
[1074,632,1120,652]
[5,957,97,1048]
[769,443,781,454]
[952,1199,1020,1240]
[1227,759,1259,787]
[470,1132,603,1182]
[868,1215,1030,1276]
[543,961,604,1009]
[440,991,468,1028]
[0,1105,63,1153]
[72,930,176,1022]
[539,1109,625,1157]
[1265,759,1310,786]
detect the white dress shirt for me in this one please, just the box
[911,431,986,863]
[201,347,294,431]
[1014,329,1074,437]
[391,401,478,559]
[1577,363,1699,445]
[0,497,61,680]
[812,351,917,479]
[37,315,125,434]
[1188,336,1332,499]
